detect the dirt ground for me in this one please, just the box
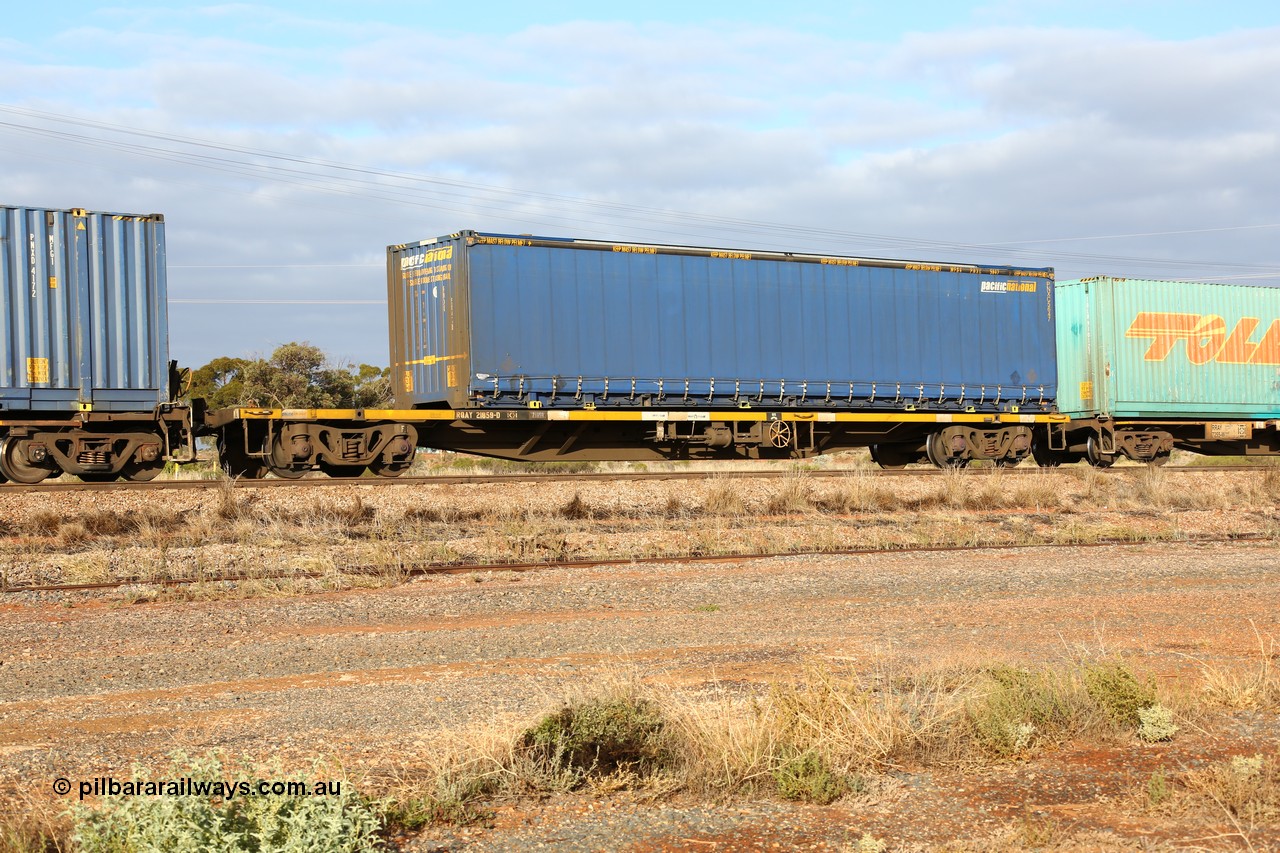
[3,483,1279,852]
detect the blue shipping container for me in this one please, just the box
[1,205,169,413]
[387,232,1058,414]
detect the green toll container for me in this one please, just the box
[1055,276,1280,418]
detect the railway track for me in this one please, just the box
[3,532,1272,595]
[0,463,1272,493]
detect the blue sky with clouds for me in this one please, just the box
[3,2,1279,366]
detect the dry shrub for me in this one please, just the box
[54,523,92,548]
[1180,754,1280,823]
[936,467,972,509]
[402,506,483,524]
[1072,466,1116,508]
[1262,468,1280,501]
[212,480,255,522]
[299,496,375,528]
[815,471,897,513]
[1129,467,1225,510]
[662,493,688,519]
[77,510,137,536]
[560,492,594,520]
[765,476,813,515]
[382,728,516,829]
[702,480,746,516]
[1006,471,1063,510]
[965,665,1101,759]
[1196,624,1279,710]
[667,692,778,794]
[23,510,65,536]
[0,791,71,853]
[768,663,967,772]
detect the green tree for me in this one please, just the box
[187,344,391,410]
[186,356,250,409]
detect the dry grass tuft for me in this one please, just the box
[1178,753,1280,824]
[560,492,594,520]
[0,791,70,853]
[1195,623,1279,710]
[765,475,813,515]
[767,662,967,773]
[401,506,484,524]
[814,471,898,513]
[964,665,1101,759]
[1006,471,1064,510]
[382,728,516,829]
[702,479,747,516]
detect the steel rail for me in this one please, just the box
[0,464,1273,494]
[3,532,1272,595]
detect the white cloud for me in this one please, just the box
[1,15,1278,366]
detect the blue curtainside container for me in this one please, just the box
[1,205,169,413]
[387,232,1058,413]
[1055,277,1280,418]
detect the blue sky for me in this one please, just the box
[3,2,1279,366]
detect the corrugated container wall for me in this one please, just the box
[1,206,169,412]
[388,232,1058,413]
[1055,277,1280,418]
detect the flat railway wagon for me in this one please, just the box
[0,205,195,483]
[219,231,1066,473]
[1046,276,1280,466]
[374,231,1063,467]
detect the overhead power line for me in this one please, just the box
[0,104,1277,280]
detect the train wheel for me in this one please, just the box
[1031,436,1067,467]
[217,432,268,479]
[869,443,914,469]
[926,431,969,469]
[1148,451,1172,467]
[369,445,415,478]
[122,460,166,482]
[1085,436,1116,468]
[319,461,366,478]
[369,459,410,478]
[0,437,55,484]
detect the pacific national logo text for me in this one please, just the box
[1125,312,1280,365]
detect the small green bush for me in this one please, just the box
[1147,770,1170,806]
[1083,660,1157,727]
[967,666,1082,758]
[1137,704,1179,742]
[521,696,669,784]
[70,753,382,853]
[383,772,495,829]
[772,751,854,804]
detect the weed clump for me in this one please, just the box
[1136,705,1178,742]
[1083,660,1157,727]
[560,492,593,520]
[967,666,1087,758]
[1182,754,1280,822]
[520,695,670,786]
[772,750,856,804]
[702,481,746,516]
[70,752,381,853]
[765,477,812,515]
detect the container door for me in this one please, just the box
[69,212,94,406]
[391,238,464,406]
